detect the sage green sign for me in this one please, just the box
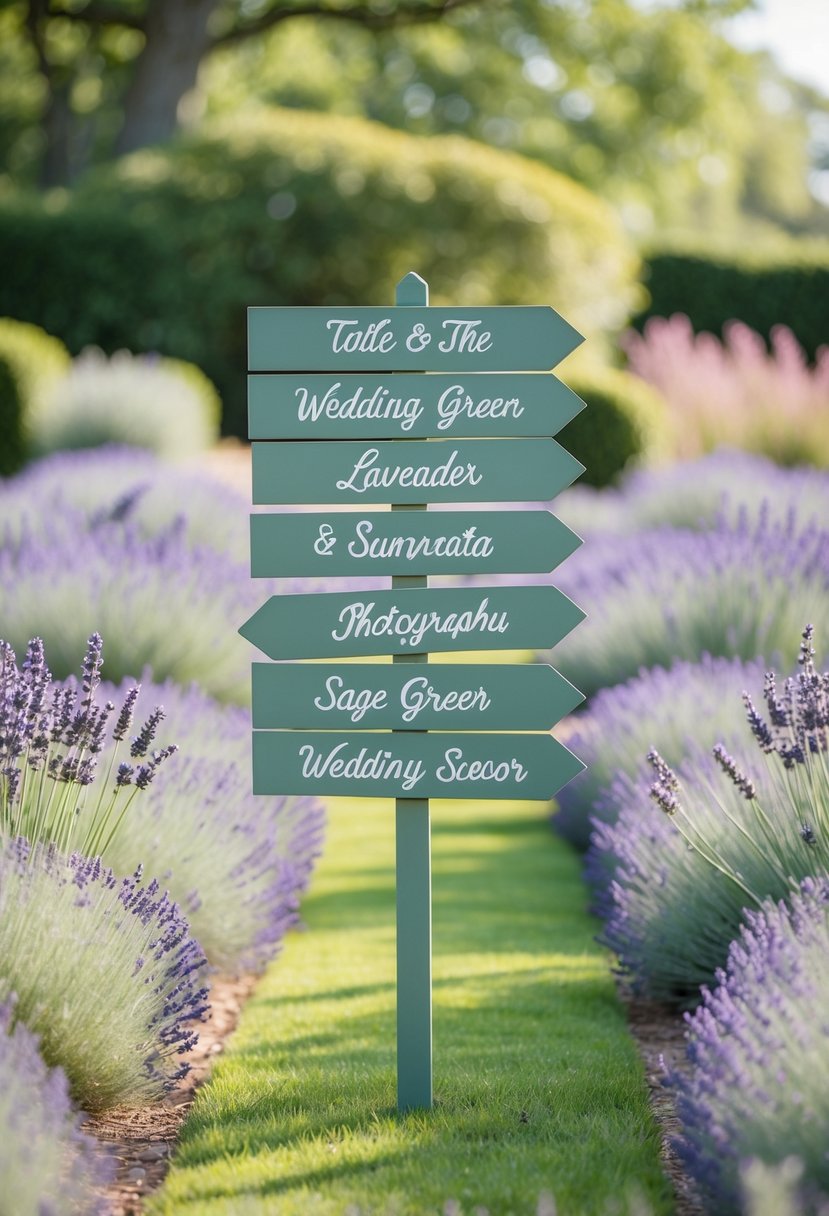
[252,439,584,505]
[248,306,583,372]
[242,272,587,1116]
[252,730,584,800]
[239,585,585,660]
[250,510,581,577]
[252,662,584,730]
[248,373,585,439]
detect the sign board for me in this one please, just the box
[248,373,585,439]
[239,272,586,1114]
[252,662,584,730]
[249,305,583,371]
[239,585,585,660]
[250,510,581,577]
[252,730,584,800]
[252,438,584,505]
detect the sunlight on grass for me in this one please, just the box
[150,797,672,1216]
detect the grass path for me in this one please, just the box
[150,796,673,1216]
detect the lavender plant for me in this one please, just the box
[0,507,261,703]
[29,348,220,458]
[0,634,176,858]
[0,838,208,1111]
[554,655,766,852]
[555,450,829,539]
[545,511,829,696]
[592,627,829,1002]
[0,483,373,704]
[0,445,251,562]
[624,314,829,466]
[97,676,325,972]
[0,999,113,1215]
[671,878,829,1214]
[741,1159,829,1216]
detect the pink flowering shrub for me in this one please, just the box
[625,315,829,467]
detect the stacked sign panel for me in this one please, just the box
[240,289,587,803]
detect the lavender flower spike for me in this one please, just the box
[670,879,829,1214]
[0,1000,114,1215]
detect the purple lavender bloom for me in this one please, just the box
[544,509,829,696]
[590,634,829,1004]
[585,751,760,1003]
[712,743,756,800]
[0,446,252,561]
[130,706,165,758]
[554,448,829,540]
[0,839,209,1112]
[94,675,325,972]
[0,999,114,1215]
[0,470,382,704]
[1,635,175,854]
[670,878,829,1214]
[554,655,766,852]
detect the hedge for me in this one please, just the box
[559,366,668,487]
[0,351,22,476]
[0,319,70,474]
[634,242,829,360]
[0,204,200,364]
[0,108,641,438]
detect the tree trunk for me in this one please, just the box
[114,0,218,157]
[38,84,74,189]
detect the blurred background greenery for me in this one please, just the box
[1,0,827,444]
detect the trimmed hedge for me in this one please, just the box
[0,319,70,473]
[0,108,641,438]
[0,351,23,476]
[29,349,222,459]
[559,366,668,487]
[0,203,198,360]
[634,243,829,360]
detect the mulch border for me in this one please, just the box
[86,974,256,1216]
[85,973,705,1215]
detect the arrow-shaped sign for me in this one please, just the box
[252,662,583,730]
[248,306,583,372]
[252,439,584,505]
[248,373,585,439]
[239,585,584,660]
[252,730,584,800]
[250,511,581,577]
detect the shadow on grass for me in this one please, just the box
[308,812,596,955]
[169,809,634,1203]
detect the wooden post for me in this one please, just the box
[393,271,432,1112]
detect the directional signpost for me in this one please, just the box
[239,273,587,1113]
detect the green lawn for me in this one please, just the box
[150,796,673,1216]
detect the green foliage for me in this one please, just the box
[559,366,668,487]
[150,797,673,1216]
[635,242,829,360]
[0,199,199,361]
[0,349,24,476]
[30,349,221,458]
[204,0,825,239]
[64,107,639,436]
[0,317,69,468]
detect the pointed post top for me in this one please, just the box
[396,272,429,307]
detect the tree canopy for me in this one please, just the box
[1,0,827,239]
